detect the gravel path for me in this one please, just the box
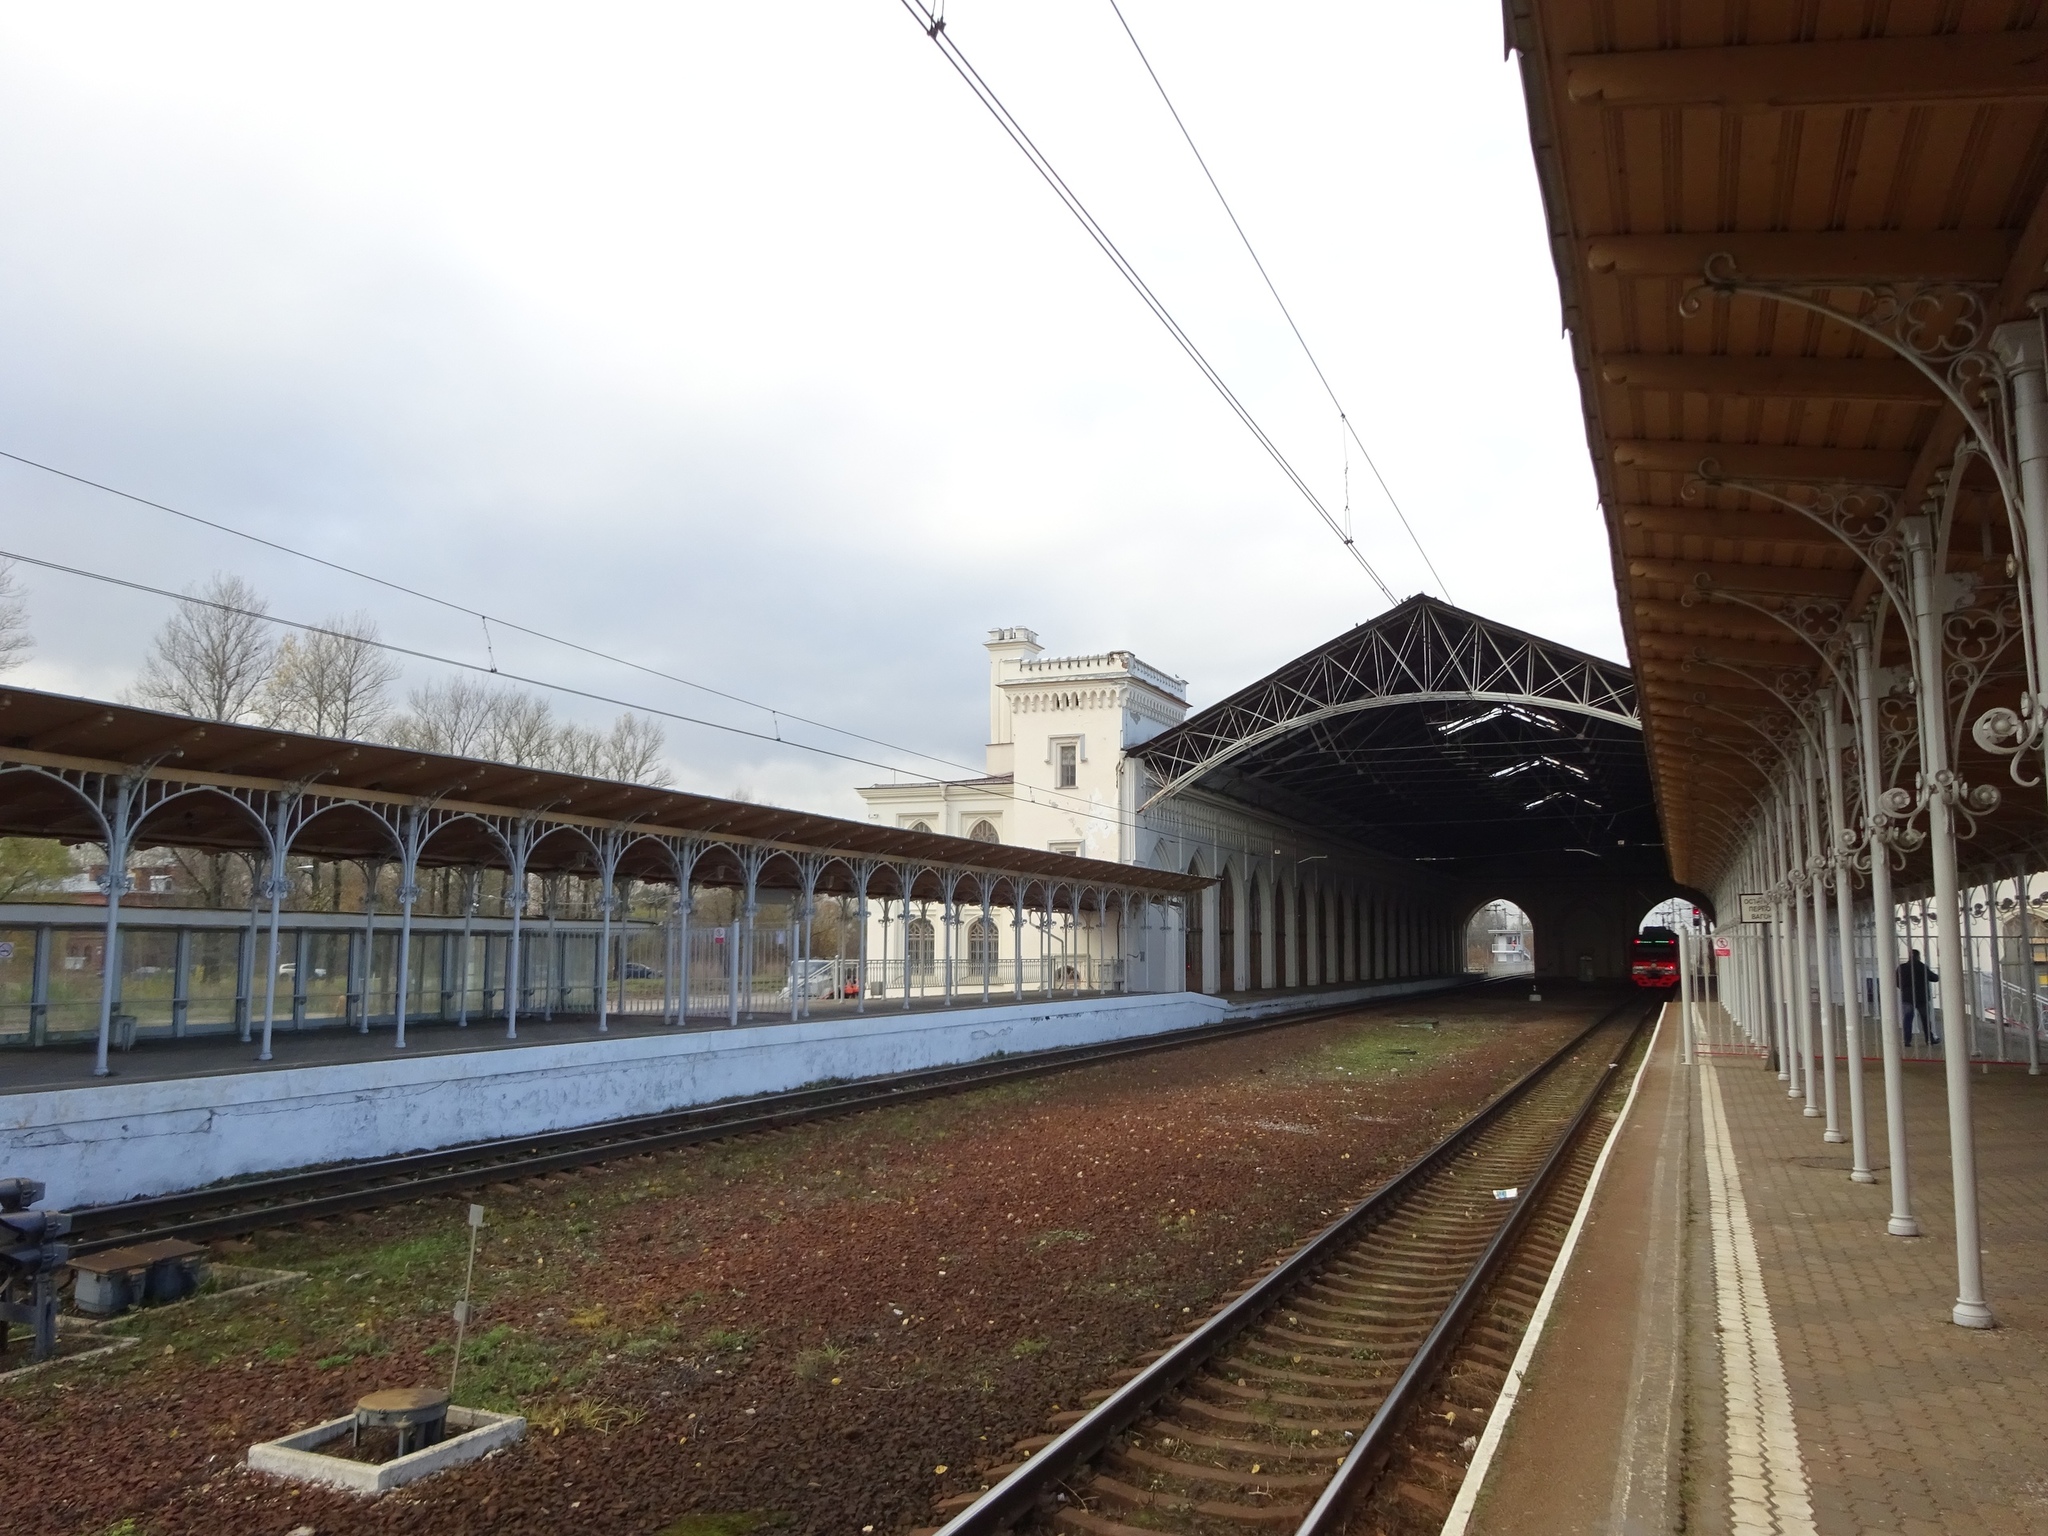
[5,986,1608,1536]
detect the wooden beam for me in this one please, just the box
[1613,440,1918,485]
[1635,631,1809,667]
[1642,679,1809,714]
[1640,672,1789,696]
[1597,353,1937,402]
[1627,597,1823,637]
[1566,33,2048,109]
[1618,504,1841,547]
[1583,231,2014,283]
[1643,697,1811,742]
[1629,558,1854,597]
[1654,753,1774,785]
[1642,691,1801,727]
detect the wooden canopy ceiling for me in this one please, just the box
[0,685,1207,903]
[1508,3,2048,888]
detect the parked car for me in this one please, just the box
[623,962,657,980]
[775,959,851,1004]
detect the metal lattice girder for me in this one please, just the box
[1134,596,1639,812]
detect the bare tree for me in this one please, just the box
[0,560,31,672]
[132,572,275,721]
[168,847,256,908]
[546,713,668,783]
[261,613,400,738]
[387,676,502,758]
[595,713,669,785]
[388,678,668,785]
[484,691,561,767]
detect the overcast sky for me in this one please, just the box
[0,2,1612,818]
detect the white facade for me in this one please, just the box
[857,627,1187,862]
[856,629,1464,996]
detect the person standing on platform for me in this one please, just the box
[1897,949,1939,1047]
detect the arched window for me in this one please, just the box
[907,820,932,834]
[1464,899,1534,977]
[1248,873,1265,990]
[1273,881,1289,986]
[1216,866,1236,993]
[968,819,1000,843]
[968,917,999,975]
[1296,885,1309,986]
[906,916,936,976]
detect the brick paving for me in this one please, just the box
[1695,1006,2048,1535]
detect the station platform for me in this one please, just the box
[0,976,1462,1209]
[1461,1003,2048,1536]
[0,975,1451,1095]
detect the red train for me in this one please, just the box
[1628,926,1680,988]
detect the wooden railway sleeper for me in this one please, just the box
[1132,1424,1350,1464]
[931,1001,1649,1536]
[1162,1398,1368,1437]
[1186,1376,1395,1414]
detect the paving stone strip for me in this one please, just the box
[1702,1060,1816,1536]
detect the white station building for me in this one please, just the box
[855,625,1462,997]
[855,627,1187,863]
[853,605,1666,998]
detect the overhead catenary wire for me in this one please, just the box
[896,0,1399,605]
[1104,0,1454,604]
[3,7,1412,810]
[0,546,1165,839]
[4,547,1618,843]
[0,447,986,784]
[3,447,1544,851]
[0,447,1260,839]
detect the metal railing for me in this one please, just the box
[0,907,1165,1049]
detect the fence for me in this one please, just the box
[1718,884,2048,1070]
[0,910,659,1049]
[0,904,1155,1049]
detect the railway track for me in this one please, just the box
[60,986,1493,1257]
[930,992,1657,1536]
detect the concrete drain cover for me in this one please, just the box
[248,1404,524,1493]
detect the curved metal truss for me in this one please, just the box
[1134,596,1640,812]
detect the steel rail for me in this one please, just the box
[1295,1001,1651,1532]
[61,984,1494,1256]
[932,992,1653,1536]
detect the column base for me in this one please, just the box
[1952,1300,1996,1329]
[1803,1105,1821,1117]
[1887,1215,1921,1237]
[1824,1130,1845,1142]
[1850,1169,1876,1183]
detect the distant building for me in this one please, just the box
[855,627,1188,863]
[853,627,1439,996]
[1466,899,1533,976]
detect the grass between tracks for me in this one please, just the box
[9,995,1598,1536]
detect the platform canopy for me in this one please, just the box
[1128,596,1665,885]
[0,683,1206,910]
[1509,4,2048,889]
